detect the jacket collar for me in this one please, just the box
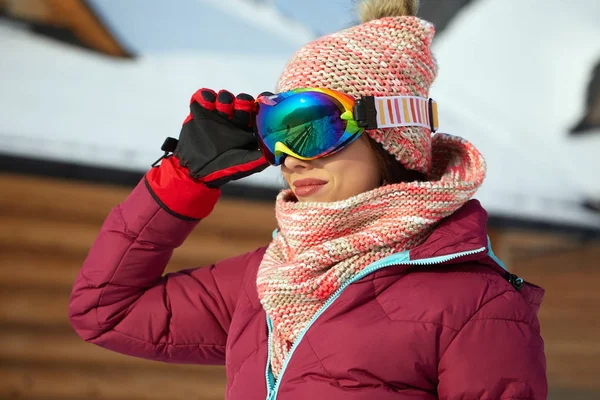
[410,199,489,262]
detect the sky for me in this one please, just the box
[274,0,358,35]
[88,0,358,54]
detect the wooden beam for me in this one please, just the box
[0,215,270,266]
[0,173,277,240]
[0,328,224,375]
[1,362,226,400]
[4,0,62,24]
[45,0,131,57]
[3,0,130,57]
[0,248,207,288]
[487,227,587,269]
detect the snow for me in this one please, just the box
[429,0,600,227]
[0,17,293,184]
[0,0,599,229]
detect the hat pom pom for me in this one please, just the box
[358,0,420,22]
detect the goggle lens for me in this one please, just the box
[255,90,354,165]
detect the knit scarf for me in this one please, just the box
[256,133,487,377]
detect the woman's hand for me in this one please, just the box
[172,88,268,188]
[145,88,270,220]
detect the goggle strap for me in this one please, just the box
[355,95,439,133]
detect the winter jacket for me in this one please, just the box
[69,178,547,399]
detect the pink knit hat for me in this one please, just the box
[276,0,437,174]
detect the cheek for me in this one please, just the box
[280,168,291,186]
[357,164,381,190]
[334,161,380,194]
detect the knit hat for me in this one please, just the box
[276,0,437,174]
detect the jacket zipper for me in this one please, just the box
[265,317,275,396]
[264,246,490,400]
[506,272,525,291]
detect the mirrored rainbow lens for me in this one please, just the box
[255,91,347,162]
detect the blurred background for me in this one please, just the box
[0,0,598,399]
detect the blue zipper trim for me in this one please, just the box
[265,316,275,396]
[486,236,507,270]
[264,245,487,400]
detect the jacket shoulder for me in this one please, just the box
[372,262,540,332]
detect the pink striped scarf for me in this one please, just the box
[257,133,487,377]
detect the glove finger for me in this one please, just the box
[193,88,217,110]
[185,88,217,124]
[216,90,235,120]
[181,102,261,166]
[232,93,255,130]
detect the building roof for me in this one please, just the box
[0,0,598,230]
[1,0,130,57]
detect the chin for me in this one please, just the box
[294,192,326,203]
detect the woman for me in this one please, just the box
[68,0,547,398]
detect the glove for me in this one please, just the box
[145,88,270,220]
[174,88,268,187]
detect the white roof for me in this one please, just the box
[1,0,599,229]
[429,0,600,227]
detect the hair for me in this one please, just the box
[358,0,420,22]
[362,135,426,184]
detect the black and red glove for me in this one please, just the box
[145,88,269,220]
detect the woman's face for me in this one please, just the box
[281,135,382,202]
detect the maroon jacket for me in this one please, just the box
[69,179,547,399]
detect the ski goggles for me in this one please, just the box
[254,87,438,166]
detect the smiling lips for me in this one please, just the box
[292,178,328,197]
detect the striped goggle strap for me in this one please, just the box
[353,95,439,132]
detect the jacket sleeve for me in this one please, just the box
[68,177,264,365]
[437,290,547,400]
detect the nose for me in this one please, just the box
[283,154,313,170]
